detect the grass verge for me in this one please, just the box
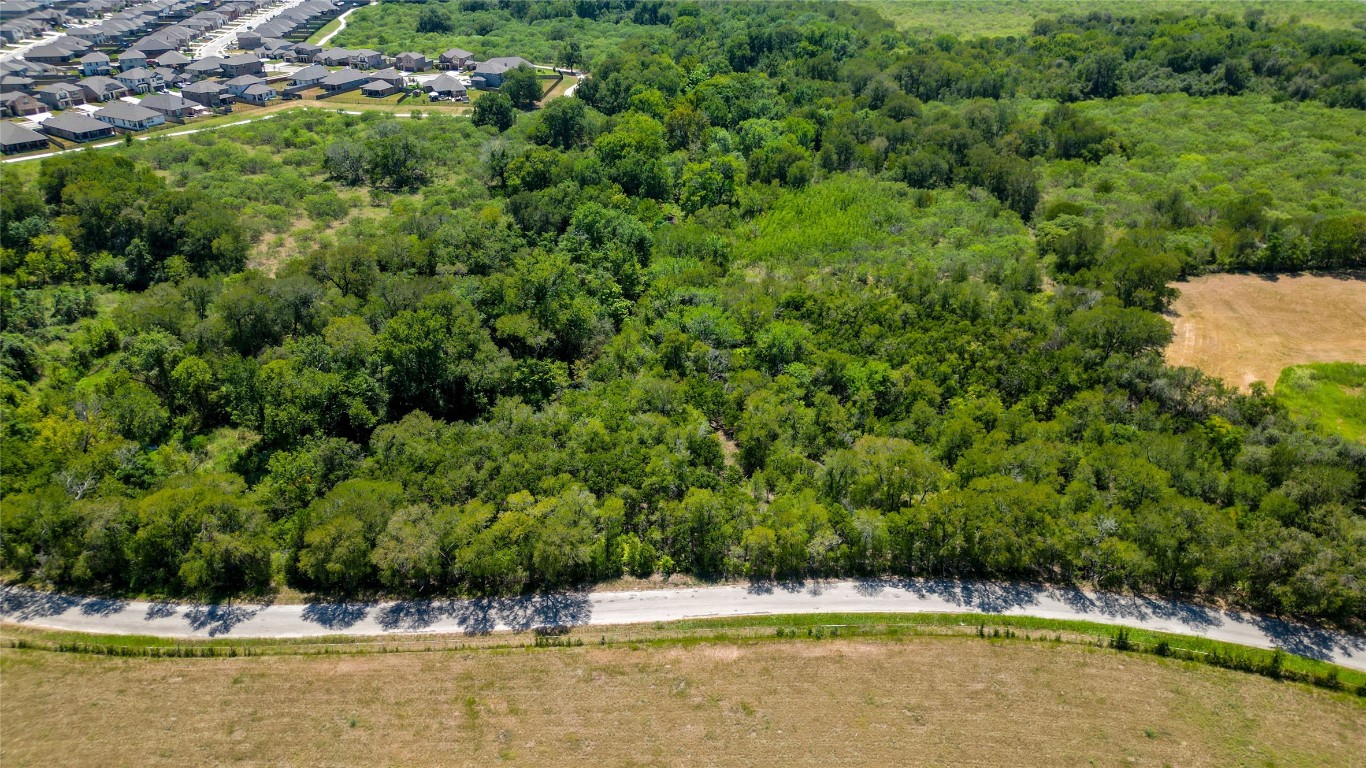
[4,611,1362,694]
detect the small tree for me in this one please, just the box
[473,91,515,131]
[416,5,452,33]
[501,65,543,109]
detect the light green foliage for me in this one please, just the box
[1275,363,1366,443]
[333,0,669,62]
[858,0,1366,37]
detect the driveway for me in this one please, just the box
[2,579,1362,671]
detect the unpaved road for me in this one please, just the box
[3,580,1362,670]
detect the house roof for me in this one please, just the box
[224,74,264,87]
[42,112,112,133]
[426,73,466,93]
[186,57,225,71]
[441,48,473,60]
[79,51,110,63]
[241,84,274,96]
[474,56,531,75]
[118,67,157,79]
[95,101,161,121]
[222,53,260,66]
[320,68,367,86]
[0,121,47,146]
[361,79,395,91]
[396,51,424,60]
[180,80,225,93]
[352,48,381,57]
[27,45,76,59]
[139,92,189,110]
[154,50,190,66]
[37,83,84,95]
[78,75,125,89]
[369,67,405,81]
[289,64,328,81]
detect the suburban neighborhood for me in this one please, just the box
[0,0,548,155]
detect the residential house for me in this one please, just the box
[0,75,36,94]
[318,67,368,93]
[393,51,427,72]
[0,91,44,117]
[424,73,467,101]
[223,74,265,96]
[76,75,130,102]
[439,48,473,71]
[41,112,116,142]
[260,38,292,58]
[236,31,261,49]
[350,49,383,69]
[220,53,263,77]
[360,78,399,97]
[153,67,188,87]
[315,48,353,66]
[184,57,225,80]
[470,56,531,89]
[115,66,164,94]
[289,42,321,62]
[0,121,49,154]
[94,100,165,130]
[139,92,194,119]
[25,44,77,64]
[35,83,86,110]
[180,79,228,107]
[237,83,277,103]
[78,51,112,76]
[288,63,329,87]
[153,50,191,69]
[118,49,149,70]
[367,68,407,87]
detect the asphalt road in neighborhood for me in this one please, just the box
[2,579,1362,670]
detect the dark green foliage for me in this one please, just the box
[0,3,1362,622]
[473,91,516,131]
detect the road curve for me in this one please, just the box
[3,579,1363,670]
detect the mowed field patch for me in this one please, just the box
[2,638,1363,767]
[1166,273,1366,389]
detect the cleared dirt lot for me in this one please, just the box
[1166,273,1366,389]
[3,638,1362,767]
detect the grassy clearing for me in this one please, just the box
[858,0,1366,37]
[3,627,1362,767]
[1276,362,1366,443]
[1166,273,1366,389]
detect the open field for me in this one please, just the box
[858,0,1366,36]
[1276,363,1366,443]
[3,631,1362,767]
[1166,273,1366,389]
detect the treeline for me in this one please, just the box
[1,2,1363,625]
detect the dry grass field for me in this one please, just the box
[3,637,1362,767]
[1166,273,1366,389]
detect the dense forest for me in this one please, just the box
[1,1,1363,625]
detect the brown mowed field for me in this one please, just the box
[2,638,1362,767]
[1166,273,1366,389]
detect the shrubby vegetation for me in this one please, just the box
[1275,363,1366,444]
[1,1,1362,626]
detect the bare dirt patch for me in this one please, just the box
[3,638,1361,767]
[1166,272,1366,389]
